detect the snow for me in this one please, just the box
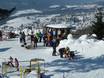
[11,9,42,17]
[1,16,35,28]
[78,35,88,40]
[66,5,78,8]
[26,71,37,78]
[46,23,72,28]
[57,34,104,58]
[0,1,104,78]
[0,34,104,78]
[91,34,97,37]
[66,4,102,9]
[49,5,60,8]
[78,4,97,9]
[0,14,61,30]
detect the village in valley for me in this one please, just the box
[0,0,104,78]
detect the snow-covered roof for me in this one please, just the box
[46,24,72,29]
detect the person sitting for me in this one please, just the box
[65,47,75,60]
[14,58,19,71]
[70,51,75,60]
[64,47,70,58]
[7,56,14,67]
[59,48,65,58]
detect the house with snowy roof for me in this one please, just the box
[44,23,74,39]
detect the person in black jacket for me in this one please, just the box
[22,32,26,45]
[0,30,2,41]
[59,48,65,58]
[52,37,58,56]
[31,32,35,43]
[30,32,38,48]
[34,35,38,48]
[19,31,22,43]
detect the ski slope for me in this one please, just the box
[0,34,104,78]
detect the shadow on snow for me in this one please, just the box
[0,47,11,52]
[45,54,104,73]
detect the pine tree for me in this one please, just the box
[92,8,104,39]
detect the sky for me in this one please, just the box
[0,0,104,10]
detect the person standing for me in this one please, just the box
[47,31,52,46]
[30,32,35,48]
[0,30,2,41]
[52,37,57,56]
[22,32,26,45]
[43,33,47,46]
[34,35,38,48]
[14,58,19,71]
[19,31,22,43]
[39,31,43,42]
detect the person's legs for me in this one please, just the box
[20,38,22,43]
[34,42,36,48]
[15,65,19,71]
[39,37,42,42]
[52,47,56,56]
[44,41,46,46]
[8,61,14,67]
[36,43,37,47]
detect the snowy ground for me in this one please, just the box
[0,34,104,78]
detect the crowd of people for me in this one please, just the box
[19,29,75,60]
[1,28,75,60]
[19,29,66,51]
[19,31,42,48]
